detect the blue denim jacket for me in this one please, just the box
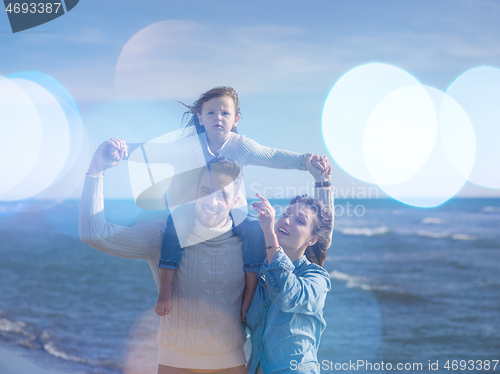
[246,248,331,374]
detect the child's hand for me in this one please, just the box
[310,154,329,175]
[306,154,331,183]
[251,194,276,237]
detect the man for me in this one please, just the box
[80,139,253,374]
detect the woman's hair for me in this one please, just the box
[180,87,241,135]
[288,195,333,267]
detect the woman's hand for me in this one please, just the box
[306,154,331,183]
[252,194,279,263]
[251,194,277,239]
[87,138,128,177]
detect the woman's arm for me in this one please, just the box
[308,154,334,238]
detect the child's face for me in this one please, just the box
[195,171,239,228]
[197,96,240,141]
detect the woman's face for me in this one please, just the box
[275,202,317,254]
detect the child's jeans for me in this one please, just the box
[159,204,266,273]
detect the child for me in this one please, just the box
[110,87,326,321]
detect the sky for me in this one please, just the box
[1,0,500,206]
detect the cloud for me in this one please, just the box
[114,19,500,102]
[114,20,350,100]
[8,16,499,104]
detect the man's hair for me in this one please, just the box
[197,158,242,198]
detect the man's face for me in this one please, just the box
[195,171,239,228]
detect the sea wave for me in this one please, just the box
[0,315,111,368]
[375,289,425,304]
[330,273,425,303]
[451,233,477,241]
[330,269,367,289]
[43,341,91,364]
[339,226,390,236]
[422,217,443,224]
[482,206,500,213]
[0,317,29,335]
[418,231,477,241]
[329,270,390,292]
[418,230,450,239]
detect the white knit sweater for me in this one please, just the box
[157,218,246,368]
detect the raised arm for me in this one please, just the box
[250,154,333,313]
[80,140,164,287]
[308,154,334,236]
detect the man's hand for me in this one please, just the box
[87,138,128,177]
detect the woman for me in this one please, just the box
[246,159,334,374]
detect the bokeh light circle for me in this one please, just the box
[0,77,42,195]
[1,72,86,217]
[0,78,70,201]
[116,20,226,100]
[374,86,476,207]
[322,63,422,184]
[364,84,437,186]
[446,66,500,188]
[7,71,81,115]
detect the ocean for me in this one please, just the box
[1,198,499,373]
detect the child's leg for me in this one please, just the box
[156,204,196,316]
[232,214,265,322]
[156,268,175,316]
[232,215,266,274]
[241,271,257,322]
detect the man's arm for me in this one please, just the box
[80,139,165,289]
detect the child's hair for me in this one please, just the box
[288,195,333,267]
[180,87,241,134]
